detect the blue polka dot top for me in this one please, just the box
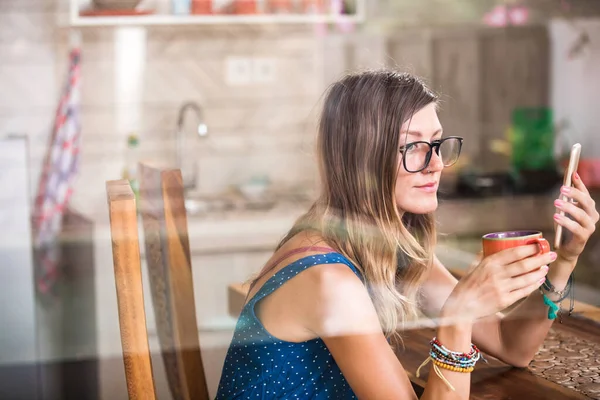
[216,252,362,399]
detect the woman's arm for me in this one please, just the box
[490,255,573,366]
[422,175,598,367]
[421,254,553,367]
[494,174,598,365]
[311,263,474,399]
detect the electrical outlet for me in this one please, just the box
[252,57,277,83]
[225,56,252,86]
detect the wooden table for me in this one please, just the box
[227,270,600,399]
[395,314,600,400]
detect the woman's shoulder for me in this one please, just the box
[277,231,364,296]
[304,260,382,337]
[275,240,380,337]
[250,231,379,340]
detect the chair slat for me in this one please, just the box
[139,163,209,400]
[106,179,157,400]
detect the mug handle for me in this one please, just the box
[527,237,550,255]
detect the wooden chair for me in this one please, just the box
[106,179,157,399]
[138,163,209,400]
[106,168,209,400]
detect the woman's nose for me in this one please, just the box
[427,150,444,171]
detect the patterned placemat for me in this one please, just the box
[529,329,600,399]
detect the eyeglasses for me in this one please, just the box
[399,136,464,173]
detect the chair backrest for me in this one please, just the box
[137,162,209,400]
[106,179,157,400]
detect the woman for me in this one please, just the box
[216,70,599,399]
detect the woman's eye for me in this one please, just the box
[404,144,418,153]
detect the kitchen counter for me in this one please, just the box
[79,190,569,350]
[71,190,559,255]
[190,191,559,253]
[437,192,557,236]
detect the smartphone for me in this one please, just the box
[555,143,582,249]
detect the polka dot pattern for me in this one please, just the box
[216,253,362,399]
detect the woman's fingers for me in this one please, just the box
[507,278,545,305]
[507,265,548,292]
[554,199,595,231]
[490,244,540,267]
[503,250,556,278]
[572,172,590,195]
[554,212,588,241]
[562,182,598,222]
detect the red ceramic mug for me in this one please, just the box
[482,230,550,258]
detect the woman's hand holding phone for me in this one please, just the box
[554,143,581,249]
[553,143,599,261]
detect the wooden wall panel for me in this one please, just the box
[479,27,550,170]
[387,31,434,81]
[319,26,550,172]
[432,33,481,166]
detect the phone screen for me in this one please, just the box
[554,143,581,249]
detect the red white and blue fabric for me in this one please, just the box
[33,48,81,295]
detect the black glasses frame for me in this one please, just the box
[399,136,464,173]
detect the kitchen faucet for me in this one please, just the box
[176,101,208,191]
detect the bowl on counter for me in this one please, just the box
[238,181,269,202]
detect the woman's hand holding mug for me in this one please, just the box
[443,231,556,321]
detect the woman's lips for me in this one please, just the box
[415,182,438,193]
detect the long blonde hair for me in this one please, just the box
[256,70,438,339]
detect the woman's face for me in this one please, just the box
[395,103,444,214]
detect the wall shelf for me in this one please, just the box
[68,0,366,27]
[69,13,364,27]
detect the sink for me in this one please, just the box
[184,197,235,215]
[183,187,315,216]
[183,193,277,216]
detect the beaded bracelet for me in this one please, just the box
[540,274,575,323]
[416,337,482,391]
[432,359,474,373]
[430,338,481,368]
[542,274,572,302]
